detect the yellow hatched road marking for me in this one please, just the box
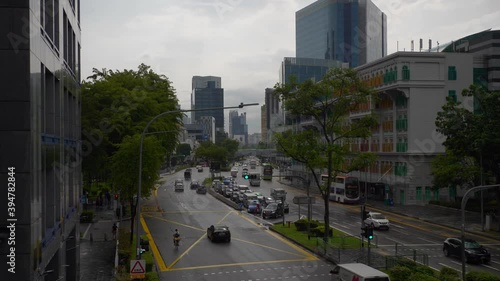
[140,214,168,271]
[168,258,317,272]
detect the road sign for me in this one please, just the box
[292,196,315,204]
[130,259,146,278]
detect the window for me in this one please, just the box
[448,66,457,80]
[448,90,457,102]
[416,186,422,201]
[402,65,410,80]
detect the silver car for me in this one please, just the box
[364,212,390,230]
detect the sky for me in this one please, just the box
[81,0,500,135]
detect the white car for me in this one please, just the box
[364,212,389,230]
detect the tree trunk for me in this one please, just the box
[324,149,333,242]
[129,199,135,243]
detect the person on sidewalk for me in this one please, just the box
[112,223,117,240]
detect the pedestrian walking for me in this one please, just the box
[112,223,117,240]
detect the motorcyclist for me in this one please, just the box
[173,229,180,245]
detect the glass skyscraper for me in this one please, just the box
[191,79,224,131]
[296,0,387,67]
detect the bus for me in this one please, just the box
[262,164,273,180]
[322,174,360,204]
[248,172,261,186]
[249,160,257,169]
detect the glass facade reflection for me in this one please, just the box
[0,1,82,280]
[280,57,343,85]
[296,0,387,67]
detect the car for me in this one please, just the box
[262,203,283,219]
[174,182,184,192]
[275,199,289,213]
[207,225,231,242]
[263,197,276,207]
[190,180,200,190]
[364,212,390,230]
[443,238,491,264]
[247,200,261,214]
[196,165,203,172]
[196,185,207,194]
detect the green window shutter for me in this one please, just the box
[402,66,410,80]
[448,90,457,102]
[448,66,457,80]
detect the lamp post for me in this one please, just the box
[136,103,258,259]
[460,184,500,281]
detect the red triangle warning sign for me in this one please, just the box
[130,260,146,273]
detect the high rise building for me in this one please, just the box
[260,104,267,143]
[296,0,387,67]
[280,57,345,85]
[228,110,238,138]
[229,111,248,145]
[191,77,224,133]
[0,1,82,280]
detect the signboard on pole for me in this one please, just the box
[292,196,315,204]
[130,259,146,279]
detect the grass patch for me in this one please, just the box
[271,223,364,251]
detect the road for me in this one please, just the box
[140,167,336,281]
[145,165,500,278]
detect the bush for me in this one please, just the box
[413,265,436,276]
[388,266,412,281]
[294,219,320,231]
[146,271,159,281]
[407,272,440,281]
[439,267,460,281]
[310,225,333,237]
[466,271,500,281]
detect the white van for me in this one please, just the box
[331,263,390,281]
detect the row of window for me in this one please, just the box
[361,64,458,87]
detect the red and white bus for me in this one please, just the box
[322,174,360,204]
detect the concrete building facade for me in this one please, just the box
[0,1,82,280]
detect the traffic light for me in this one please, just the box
[362,207,369,220]
[244,174,249,179]
[114,194,119,200]
[366,226,374,240]
[361,226,367,238]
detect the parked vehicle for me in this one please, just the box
[443,237,491,264]
[364,212,390,230]
[207,225,231,242]
[330,263,390,281]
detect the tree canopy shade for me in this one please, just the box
[434,84,500,187]
[81,63,183,185]
[273,67,378,240]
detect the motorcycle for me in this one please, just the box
[173,236,181,248]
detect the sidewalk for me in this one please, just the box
[79,206,118,281]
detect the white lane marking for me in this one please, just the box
[82,223,92,239]
[330,222,349,229]
[389,223,405,229]
[418,237,440,244]
[483,264,500,272]
[450,260,466,267]
[383,237,407,245]
[490,260,500,265]
[438,263,462,273]
[389,228,409,235]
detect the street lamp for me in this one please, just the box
[460,184,500,281]
[136,103,258,259]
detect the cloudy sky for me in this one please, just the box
[81,0,500,134]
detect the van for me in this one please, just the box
[331,263,390,281]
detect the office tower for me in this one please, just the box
[228,110,238,138]
[0,1,82,280]
[191,77,224,132]
[279,57,345,85]
[296,0,387,67]
[229,112,248,145]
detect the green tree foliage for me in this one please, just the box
[176,143,192,157]
[220,138,240,160]
[111,134,165,241]
[431,150,479,189]
[434,84,500,187]
[273,68,378,240]
[82,63,182,184]
[195,141,228,164]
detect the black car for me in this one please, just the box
[262,203,283,219]
[190,180,200,190]
[196,185,207,194]
[207,225,231,242]
[443,238,491,264]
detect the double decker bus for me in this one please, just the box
[322,174,360,204]
[262,164,273,180]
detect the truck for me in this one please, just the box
[184,168,192,180]
[330,263,390,281]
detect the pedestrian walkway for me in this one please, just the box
[79,206,118,281]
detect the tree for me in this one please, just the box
[273,68,378,240]
[176,143,192,157]
[195,141,228,165]
[434,84,500,187]
[220,138,240,161]
[111,135,164,242]
[82,64,183,184]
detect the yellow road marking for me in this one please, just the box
[168,258,317,272]
[142,213,205,232]
[140,214,168,271]
[238,212,318,260]
[166,232,207,270]
[231,237,309,258]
